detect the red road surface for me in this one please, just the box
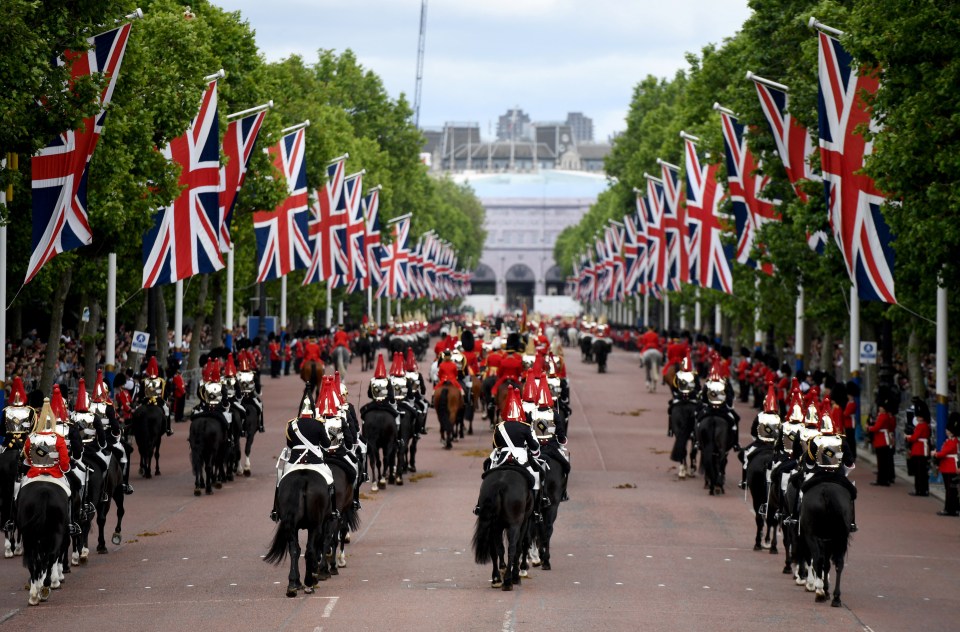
[1,343,958,631]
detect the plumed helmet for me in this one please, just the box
[786,385,804,423]
[389,352,406,378]
[203,358,221,383]
[405,348,417,373]
[9,376,28,406]
[461,329,475,352]
[675,368,696,395]
[316,376,340,418]
[373,354,388,379]
[536,374,554,409]
[298,390,314,419]
[145,356,160,378]
[33,398,58,433]
[92,369,111,403]
[237,350,253,372]
[818,396,838,435]
[804,400,821,429]
[756,410,780,443]
[705,379,726,406]
[223,354,238,378]
[74,378,90,413]
[500,387,525,423]
[334,371,347,405]
[763,382,778,414]
[50,385,69,422]
[521,376,539,403]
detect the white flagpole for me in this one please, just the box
[225,248,234,335]
[714,304,722,339]
[0,221,6,397]
[377,296,382,326]
[849,286,860,382]
[367,285,372,324]
[106,253,117,375]
[386,296,392,322]
[281,275,288,334]
[663,293,670,332]
[795,284,805,372]
[338,300,343,326]
[325,283,332,329]
[643,293,649,328]
[679,303,687,331]
[694,288,702,332]
[174,280,183,356]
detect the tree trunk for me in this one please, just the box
[187,275,210,374]
[82,300,102,384]
[153,286,167,364]
[907,326,925,398]
[211,274,223,350]
[40,267,73,394]
[819,325,832,374]
[136,291,148,333]
[9,304,22,342]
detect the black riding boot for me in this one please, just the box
[738,451,748,490]
[561,473,570,502]
[850,500,858,532]
[165,411,174,436]
[116,446,134,494]
[353,479,362,511]
[269,485,279,522]
[328,484,341,520]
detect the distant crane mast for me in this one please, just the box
[413,0,428,128]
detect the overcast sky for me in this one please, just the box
[215,0,753,142]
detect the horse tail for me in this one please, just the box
[310,361,317,387]
[472,483,502,565]
[263,524,288,565]
[436,386,449,431]
[341,501,361,533]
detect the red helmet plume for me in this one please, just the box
[75,378,90,412]
[50,385,69,422]
[536,375,554,409]
[223,354,237,377]
[145,356,159,378]
[373,354,387,379]
[9,376,27,406]
[500,386,524,422]
[389,352,405,378]
[763,382,778,414]
[316,376,340,417]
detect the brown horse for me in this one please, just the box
[300,360,324,400]
[433,383,464,450]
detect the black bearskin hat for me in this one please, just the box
[505,332,522,352]
[461,329,475,352]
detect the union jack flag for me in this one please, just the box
[644,176,667,293]
[28,23,132,285]
[407,240,425,299]
[251,128,311,282]
[421,234,438,299]
[219,108,268,252]
[340,172,366,285]
[606,225,626,301]
[376,217,410,299]
[660,160,689,290]
[718,107,780,274]
[142,79,224,288]
[578,251,596,303]
[349,186,383,292]
[817,30,896,303]
[303,156,348,285]
[623,208,646,296]
[683,138,733,294]
[749,75,827,252]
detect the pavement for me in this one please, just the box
[1,343,958,632]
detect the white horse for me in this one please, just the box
[640,348,663,392]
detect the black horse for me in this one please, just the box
[767,457,799,575]
[669,398,699,479]
[592,338,612,373]
[472,467,534,591]
[355,334,376,372]
[240,396,262,477]
[69,459,102,566]
[744,444,777,552]
[697,411,732,495]
[189,411,226,496]
[223,402,245,481]
[579,335,594,363]
[264,469,335,597]
[797,482,853,607]
[324,458,361,574]
[533,449,566,571]
[17,480,70,605]
[361,407,397,492]
[131,402,165,478]
[93,449,127,554]
[0,447,23,558]
[396,405,419,482]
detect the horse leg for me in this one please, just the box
[503,523,522,590]
[303,528,318,591]
[286,526,302,597]
[154,436,162,476]
[244,431,254,476]
[409,436,418,473]
[754,511,763,551]
[96,499,110,554]
[831,554,843,607]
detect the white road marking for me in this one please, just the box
[322,596,338,618]
[573,581,580,585]
[615,582,623,585]
[724,558,731,562]
[877,595,885,598]
[702,586,710,589]
[501,609,514,632]
[658,584,666,587]
[402,578,411,582]
[229,583,237,586]
[685,556,692,560]
[221,556,228,559]
[646,555,653,558]
[145,587,151,589]
[606,554,614,558]
[187,585,194,588]
[182,557,189,560]
[746,588,753,591]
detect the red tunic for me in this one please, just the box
[841,401,857,430]
[173,374,186,398]
[906,421,931,457]
[269,341,280,361]
[639,331,660,353]
[461,350,480,376]
[485,350,504,376]
[935,437,959,474]
[492,353,523,394]
[333,330,350,349]
[437,360,460,387]
[24,432,71,478]
[736,359,750,381]
[115,389,134,423]
[868,412,896,448]
[304,341,322,362]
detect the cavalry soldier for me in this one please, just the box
[475,386,549,517]
[143,355,173,436]
[667,356,699,435]
[531,374,570,502]
[91,370,134,494]
[269,384,338,523]
[490,332,524,404]
[364,354,400,418]
[388,352,409,432]
[520,371,539,418]
[3,376,35,452]
[168,356,186,432]
[784,397,858,532]
[22,397,78,534]
[695,365,741,452]
[327,373,363,510]
[221,354,248,437]
[739,382,780,490]
[236,350,265,432]
[195,358,233,440]
[404,348,429,436]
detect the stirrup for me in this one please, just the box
[269,510,279,523]
[122,484,134,495]
[473,505,481,516]
[758,503,767,518]
[330,509,341,520]
[849,523,858,533]
[4,519,15,532]
[540,496,552,508]
[69,523,81,536]
[782,517,798,528]
[738,482,747,490]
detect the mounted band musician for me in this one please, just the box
[20,398,77,534]
[140,356,170,436]
[270,384,338,523]
[362,354,400,421]
[194,359,232,437]
[404,348,429,436]
[236,350,265,433]
[475,386,549,517]
[326,374,363,511]
[739,382,780,490]
[220,354,248,437]
[530,374,570,502]
[90,370,134,494]
[490,332,524,410]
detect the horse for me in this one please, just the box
[472,467,534,591]
[332,345,351,376]
[579,335,594,363]
[564,327,578,347]
[324,458,361,573]
[240,395,262,476]
[355,334,375,372]
[264,469,335,597]
[223,402,245,481]
[744,444,777,552]
[361,407,397,492]
[189,411,226,496]
[69,460,102,566]
[396,405,419,480]
[131,402,164,479]
[16,480,70,605]
[767,457,800,574]
[0,447,23,558]
[300,359,323,401]
[797,482,853,607]
[433,383,464,450]
[532,448,566,571]
[480,375,498,428]
[641,348,663,392]
[669,398,699,479]
[92,449,127,554]
[697,411,732,495]
[592,338,612,373]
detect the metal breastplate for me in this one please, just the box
[54,422,72,450]
[237,371,256,395]
[29,434,59,468]
[814,435,844,469]
[144,377,164,401]
[5,406,33,435]
[532,415,556,441]
[325,417,343,449]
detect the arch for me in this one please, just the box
[544,265,566,296]
[504,263,535,282]
[471,263,497,295]
[544,265,564,282]
[505,263,535,310]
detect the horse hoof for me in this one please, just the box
[28,595,39,606]
[753,544,762,551]
[112,533,122,545]
[468,428,473,435]
[243,469,251,477]
[4,550,11,559]
[519,569,528,578]
[155,469,161,476]
[194,488,202,496]
[303,585,315,594]
[286,588,298,598]
[770,547,778,555]
[831,598,841,608]
[344,532,351,543]
[144,471,151,480]
[501,583,513,592]
[72,553,79,565]
[782,565,792,574]
[396,478,404,486]
[371,484,379,492]
[409,465,417,473]
[491,581,502,589]
[206,488,213,495]
[40,586,50,601]
[815,592,827,602]
[214,482,222,489]
[138,467,144,477]
[97,546,108,554]
[337,554,346,568]
[542,561,551,571]
[378,478,387,486]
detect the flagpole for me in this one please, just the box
[714,304,722,341]
[325,283,332,329]
[174,279,183,356]
[643,293,649,328]
[226,100,273,120]
[663,293,670,333]
[225,248,234,342]
[280,275,287,335]
[367,285,372,324]
[753,277,762,350]
[936,273,948,449]
[281,120,311,134]
[849,285,861,432]
[0,214,6,405]
[386,296,392,322]
[106,253,117,380]
[377,296,382,326]
[795,284,805,372]
[679,303,687,331]
[338,300,343,326]
[694,288,702,332]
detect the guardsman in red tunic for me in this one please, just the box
[933,420,959,516]
[333,328,350,351]
[283,340,293,376]
[21,399,76,535]
[491,333,524,399]
[905,397,932,497]
[662,337,690,378]
[868,400,897,486]
[268,337,281,378]
[736,350,751,403]
[436,351,461,393]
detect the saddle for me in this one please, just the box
[801,470,857,500]
[482,462,535,489]
[325,453,358,486]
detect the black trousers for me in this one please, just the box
[910,455,929,495]
[270,359,281,378]
[942,473,959,514]
[845,426,858,461]
[875,446,895,484]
